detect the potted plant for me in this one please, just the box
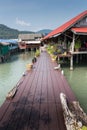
[35,49,40,57]
[74,39,81,52]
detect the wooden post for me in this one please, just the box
[70,55,73,70]
[76,54,79,64]
[70,33,75,70]
[64,34,67,48]
[58,56,60,62]
[72,33,75,52]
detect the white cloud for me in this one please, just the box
[16,18,31,27]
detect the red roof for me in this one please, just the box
[44,10,87,40]
[71,27,87,34]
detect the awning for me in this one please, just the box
[71,27,87,35]
[26,40,41,44]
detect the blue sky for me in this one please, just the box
[0,0,87,32]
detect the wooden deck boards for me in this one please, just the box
[0,51,76,130]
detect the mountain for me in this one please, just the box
[0,24,52,39]
[0,24,19,39]
[0,24,34,39]
[36,29,52,35]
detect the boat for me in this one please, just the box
[6,86,17,99]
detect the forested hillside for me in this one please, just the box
[0,24,51,39]
[0,24,34,39]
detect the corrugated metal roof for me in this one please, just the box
[18,34,42,41]
[0,39,18,44]
[71,27,87,34]
[0,42,10,46]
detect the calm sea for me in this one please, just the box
[0,52,34,106]
[63,63,87,113]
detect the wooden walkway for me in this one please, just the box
[0,51,76,130]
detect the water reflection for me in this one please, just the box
[0,52,34,106]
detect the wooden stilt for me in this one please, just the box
[70,33,75,70]
[70,55,73,70]
[76,54,79,64]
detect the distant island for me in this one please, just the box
[0,24,52,39]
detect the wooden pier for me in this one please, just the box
[0,51,76,130]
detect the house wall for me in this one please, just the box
[26,44,40,49]
[0,45,10,63]
[0,45,9,56]
[75,16,87,27]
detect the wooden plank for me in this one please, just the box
[26,60,43,130]
[48,103,60,130]
[6,55,42,130]
[58,54,71,57]
[39,55,49,130]
[56,103,67,130]
[0,72,33,129]
[47,69,59,130]
[0,57,40,129]
[16,55,43,130]
[0,76,24,121]
[0,74,30,128]
[0,51,77,130]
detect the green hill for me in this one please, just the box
[0,24,19,39]
[0,24,34,39]
[0,24,52,39]
[36,29,52,35]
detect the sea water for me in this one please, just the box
[63,63,87,113]
[0,52,34,106]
